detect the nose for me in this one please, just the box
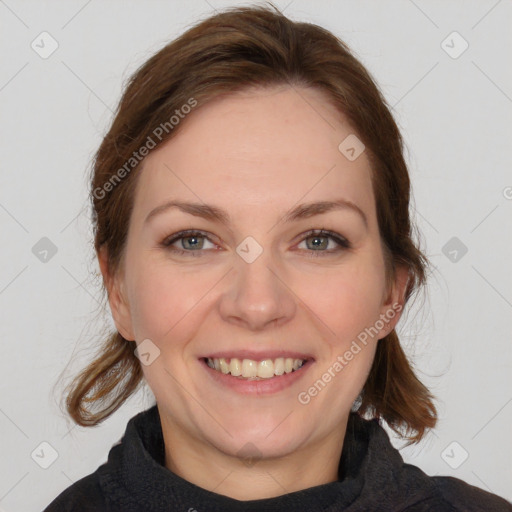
[218,248,296,331]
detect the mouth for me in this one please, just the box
[201,355,313,380]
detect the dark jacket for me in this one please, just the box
[43,405,512,511]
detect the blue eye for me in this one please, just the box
[160,229,351,258]
[161,230,217,257]
[297,229,351,257]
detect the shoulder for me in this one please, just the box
[351,416,511,511]
[42,473,107,512]
[431,475,512,511]
[403,473,512,512]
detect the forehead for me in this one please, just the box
[132,85,376,225]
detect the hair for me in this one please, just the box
[61,2,437,444]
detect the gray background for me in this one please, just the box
[0,0,511,510]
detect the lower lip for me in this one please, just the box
[200,358,314,395]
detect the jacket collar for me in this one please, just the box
[97,404,434,511]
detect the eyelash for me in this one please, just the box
[160,229,351,258]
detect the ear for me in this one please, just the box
[98,245,136,341]
[375,264,409,340]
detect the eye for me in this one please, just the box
[160,228,351,258]
[160,230,218,257]
[296,229,351,257]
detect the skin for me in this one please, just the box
[99,85,408,500]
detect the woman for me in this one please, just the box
[44,4,511,511]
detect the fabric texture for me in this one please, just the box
[43,405,512,511]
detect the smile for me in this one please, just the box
[205,357,306,379]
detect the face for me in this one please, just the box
[101,85,407,462]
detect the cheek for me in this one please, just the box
[126,240,387,349]
[298,258,386,346]
[126,259,203,342]
[126,257,230,352]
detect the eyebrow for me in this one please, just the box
[144,198,368,229]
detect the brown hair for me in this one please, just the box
[61,3,436,443]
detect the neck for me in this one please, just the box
[159,416,347,501]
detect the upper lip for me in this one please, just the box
[201,350,314,361]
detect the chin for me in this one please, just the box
[201,416,309,460]
[220,432,304,462]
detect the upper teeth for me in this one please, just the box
[207,357,305,379]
